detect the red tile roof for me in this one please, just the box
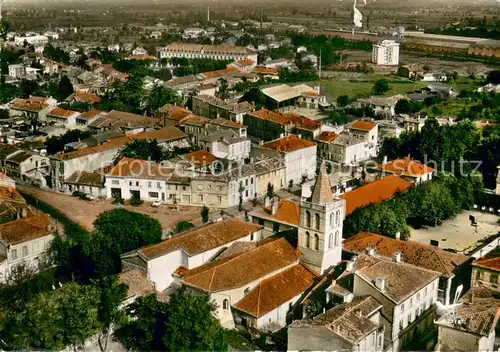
[351,120,377,131]
[233,263,317,317]
[48,107,77,118]
[0,214,55,245]
[79,109,102,120]
[316,131,339,143]
[139,218,263,259]
[339,175,413,215]
[182,238,302,292]
[253,67,280,75]
[10,97,49,112]
[68,90,102,104]
[378,157,435,177]
[183,150,217,168]
[253,199,301,226]
[474,247,500,271]
[344,232,470,276]
[261,135,317,153]
[250,109,320,131]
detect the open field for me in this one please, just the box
[19,186,214,234]
[410,211,500,254]
[318,73,428,100]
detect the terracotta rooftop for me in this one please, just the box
[436,287,500,337]
[68,90,102,104]
[88,110,159,129]
[9,97,49,112]
[291,296,382,344]
[355,254,441,303]
[79,109,103,120]
[48,107,78,118]
[351,120,377,131]
[344,232,470,277]
[252,199,301,226]
[0,185,24,203]
[108,157,173,179]
[233,263,317,317]
[249,109,320,131]
[182,238,302,292]
[261,135,317,153]
[208,118,244,129]
[0,214,55,245]
[473,246,500,272]
[237,59,255,66]
[378,157,435,177]
[159,104,192,121]
[183,150,217,168]
[339,175,413,215]
[139,218,263,260]
[253,67,280,75]
[55,127,186,160]
[315,131,339,143]
[202,66,239,78]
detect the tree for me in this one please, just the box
[239,87,266,108]
[84,231,122,277]
[143,84,180,115]
[336,94,350,107]
[93,208,162,254]
[372,79,390,95]
[201,205,209,223]
[116,290,227,351]
[57,75,74,101]
[215,78,229,100]
[395,99,410,114]
[1,282,101,350]
[175,220,195,233]
[266,182,275,199]
[396,66,410,78]
[115,139,165,163]
[19,79,39,98]
[487,70,500,84]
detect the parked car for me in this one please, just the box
[151,200,162,207]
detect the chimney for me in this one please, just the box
[393,251,402,262]
[271,198,278,215]
[395,231,401,240]
[346,260,355,272]
[375,277,386,291]
[366,247,375,256]
[264,196,271,208]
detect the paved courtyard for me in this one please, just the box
[410,211,500,254]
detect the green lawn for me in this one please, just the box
[317,73,428,101]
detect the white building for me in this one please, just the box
[43,31,60,40]
[132,47,148,56]
[315,131,372,166]
[108,44,120,52]
[372,39,400,66]
[0,214,57,283]
[183,28,206,39]
[14,35,49,46]
[159,43,258,64]
[257,135,317,186]
[46,107,81,129]
[121,218,263,291]
[349,120,379,157]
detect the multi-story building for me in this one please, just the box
[121,218,263,292]
[14,35,49,46]
[46,107,81,129]
[192,95,254,124]
[2,150,50,186]
[344,232,472,305]
[8,96,57,122]
[254,135,317,186]
[288,296,385,352]
[0,213,57,283]
[315,131,371,166]
[349,120,379,155]
[158,43,258,63]
[372,39,400,65]
[352,254,441,351]
[471,247,500,292]
[377,157,435,184]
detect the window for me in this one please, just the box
[492,274,499,285]
[416,293,420,302]
[112,180,119,185]
[197,185,203,191]
[199,195,204,201]
[305,232,311,248]
[305,211,311,228]
[315,213,320,230]
[250,177,253,184]
[336,210,340,225]
[149,192,159,198]
[330,213,334,228]
[217,196,222,203]
[273,222,279,233]
[314,234,319,251]
[148,181,152,188]
[32,241,39,253]
[22,246,28,256]
[157,182,161,189]
[11,248,17,260]
[223,299,229,310]
[476,271,482,280]
[245,179,248,186]
[129,181,132,186]
[250,232,254,241]
[135,181,139,187]
[401,303,405,313]
[328,233,333,249]
[335,231,340,247]
[425,287,428,297]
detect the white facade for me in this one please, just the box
[108,44,120,52]
[209,138,251,162]
[14,35,49,46]
[132,47,148,56]
[106,177,168,203]
[283,146,317,185]
[372,40,400,66]
[159,43,258,64]
[0,232,55,283]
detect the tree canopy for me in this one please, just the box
[372,79,390,95]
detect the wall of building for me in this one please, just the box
[438,325,482,352]
[472,266,500,292]
[255,168,285,197]
[288,325,353,351]
[284,146,317,185]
